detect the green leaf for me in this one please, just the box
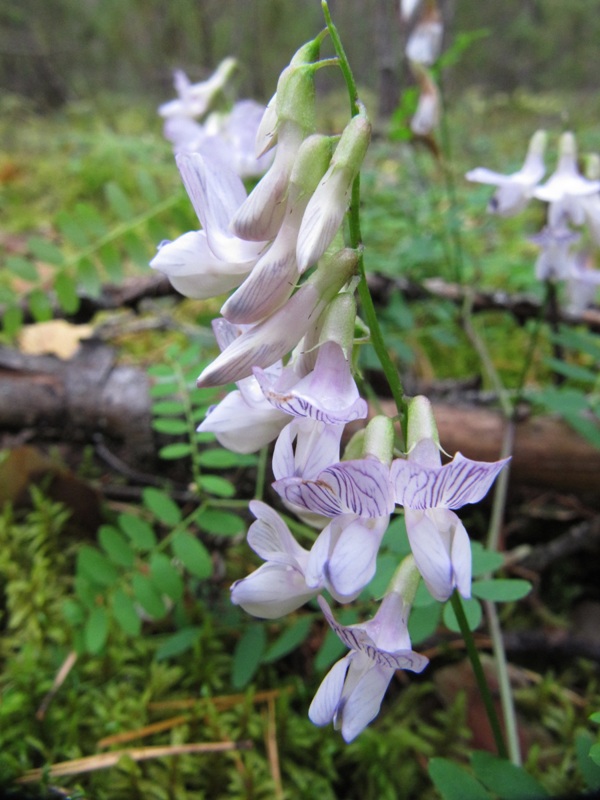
[123,231,149,268]
[408,603,442,645]
[589,712,600,724]
[591,743,600,769]
[56,209,90,248]
[6,255,38,281]
[54,271,80,314]
[562,413,600,450]
[62,598,85,627]
[27,235,65,265]
[195,509,245,537]
[443,597,482,633]
[576,732,600,788]
[98,525,135,567]
[232,625,267,688]
[3,305,24,336]
[159,443,193,459]
[99,243,123,282]
[365,553,398,599]
[77,545,119,587]
[471,751,548,799]
[132,573,167,619]
[155,627,201,661]
[118,513,157,551]
[136,170,160,204]
[84,607,109,654]
[171,531,212,579]
[197,449,257,469]
[105,182,133,220]
[152,400,187,415]
[544,357,597,385]
[471,579,532,603]
[150,553,184,602]
[76,257,102,297]
[262,616,312,664]
[197,475,236,498]
[112,588,142,636]
[313,627,347,673]
[152,417,190,435]
[28,289,53,322]
[142,487,182,525]
[471,542,505,576]
[551,327,600,360]
[429,758,492,800]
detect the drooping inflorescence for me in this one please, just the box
[151,25,508,741]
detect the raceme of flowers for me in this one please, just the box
[466,130,600,313]
[151,34,508,741]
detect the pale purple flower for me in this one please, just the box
[534,132,600,227]
[222,135,333,324]
[466,130,547,216]
[158,59,237,120]
[529,226,580,282]
[296,115,371,272]
[309,594,428,741]
[196,249,357,388]
[566,250,600,314]
[254,340,367,425]
[410,64,439,136]
[150,152,266,300]
[405,4,443,66]
[391,439,509,601]
[231,500,383,618]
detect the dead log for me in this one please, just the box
[1,343,599,495]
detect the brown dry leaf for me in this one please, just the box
[18,320,93,359]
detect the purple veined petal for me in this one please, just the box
[196,280,330,388]
[296,169,351,272]
[308,655,350,727]
[231,123,304,241]
[220,203,303,324]
[255,341,368,425]
[318,596,429,672]
[391,452,508,511]
[230,562,316,619]
[176,152,267,263]
[274,459,393,518]
[326,516,388,599]
[246,500,309,568]
[197,389,287,454]
[339,661,394,742]
[404,508,455,602]
[436,452,510,509]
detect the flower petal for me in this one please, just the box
[404,508,454,601]
[339,663,394,742]
[308,656,350,727]
[197,390,287,453]
[326,516,388,599]
[230,562,315,619]
[246,500,308,567]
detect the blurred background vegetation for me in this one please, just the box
[2,0,599,109]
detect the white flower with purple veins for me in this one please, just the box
[534,132,600,228]
[466,130,547,216]
[150,153,266,300]
[309,594,429,742]
[529,226,580,282]
[274,457,394,597]
[254,340,367,425]
[391,439,509,601]
[231,499,383,618]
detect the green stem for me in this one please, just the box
[450,592,508,759]
[322,1,407,435]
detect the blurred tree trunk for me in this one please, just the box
[374,0,401,117]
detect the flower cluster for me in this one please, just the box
[159,58,273,178]
[151,33,508,741]
[402,0,444,137]
[466,131,600,313]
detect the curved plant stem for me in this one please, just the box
[450,592,508,759]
